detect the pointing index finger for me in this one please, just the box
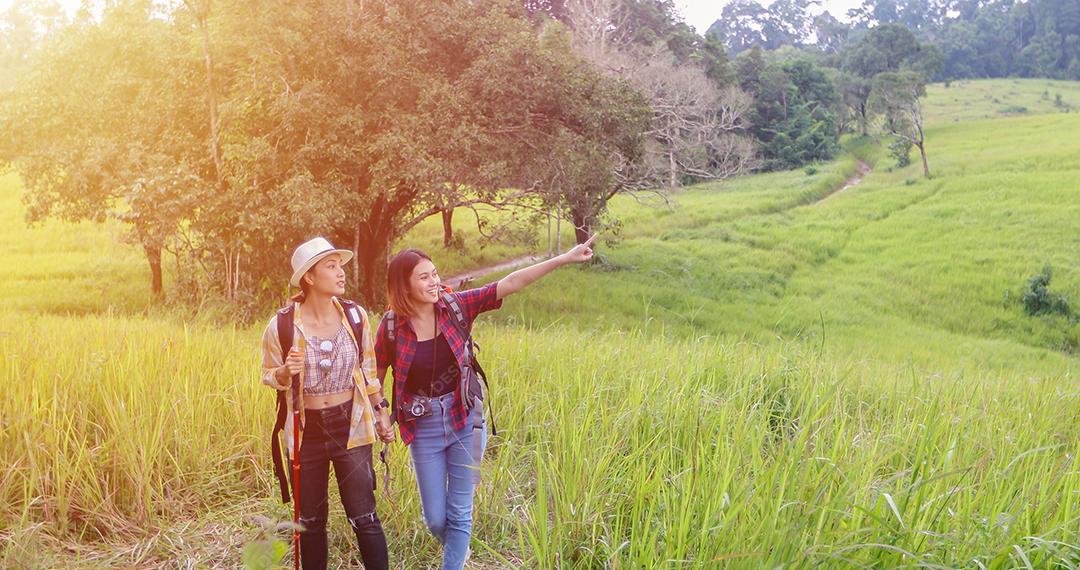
[583,233,599,247]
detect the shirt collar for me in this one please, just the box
[396,302,447,335]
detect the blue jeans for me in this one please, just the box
[408,392,487,570]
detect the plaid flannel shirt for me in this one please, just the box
[261,298,381,457]
[375,282,502,445]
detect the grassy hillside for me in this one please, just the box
[477,94,1080,377]
[923,78,1080,124]
[1,80,1078,568]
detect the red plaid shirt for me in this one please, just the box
[375,282,503,445]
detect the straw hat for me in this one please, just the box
[290,237,354,287]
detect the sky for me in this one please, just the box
[675,0,866,35]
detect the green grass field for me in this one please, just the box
[1,79,1078,568]
[924,78,1080,124]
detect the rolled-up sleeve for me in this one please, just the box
[452,282,503,325]
[261,316,288,390]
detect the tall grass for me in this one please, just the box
[1,318,1076,567]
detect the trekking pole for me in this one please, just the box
[289,347,302,570]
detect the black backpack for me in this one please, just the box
[270,298,369,504]
[384,290,496,436]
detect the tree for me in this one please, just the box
[707,0,773,54]
[215,0,586,303]
[840,24,941,135]
[524,0,570,21]
[698,33,737,85]
[737,51,842,170]
[915,0,1078,80]
[556,0,733,80]
[847,0,898,29]
[1,2,206,296]
[870,71,931,177]
[0,0,68,90]
[519,20,653,245]
[707,0,819,54]
[846,0,950,34]
[939,20,980,78]
[1018,30,1063,77]
[813,11,850,55]
[565,0,758,240]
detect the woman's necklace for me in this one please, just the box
[310,326,341,387]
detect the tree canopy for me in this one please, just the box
[4,0,750,308]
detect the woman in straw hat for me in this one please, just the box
[260,237,394,570]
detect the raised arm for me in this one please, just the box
[496,234,596,300]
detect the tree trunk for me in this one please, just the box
[144,243,163,296]
[355,225,390,308]
[349,183,418,306]
[546,210,552,258]
[917,142,930,178]
[201,28,221,188]
[668,150,678,189]
[570,205,591,245]
[187,2,223,190]
[556,212,562,254]
[441,208,454,247]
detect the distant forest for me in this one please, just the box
[708,0,1080,80]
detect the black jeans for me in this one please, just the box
[292,400,388,570]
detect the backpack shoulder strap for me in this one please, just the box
[337,298,369,385]
[271,304,295,504]
[382,309,398,415]
[336,298,365,345]
[385,309,397,343]
[276,305,295,360]
[438,291,496,435]
[441,291,467,333]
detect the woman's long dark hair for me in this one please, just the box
[290,278,312,304]
[386,248,433,317]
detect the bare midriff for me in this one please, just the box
[304,389,353,410]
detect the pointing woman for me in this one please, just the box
[374,235,597,569]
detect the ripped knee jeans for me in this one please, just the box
[292,400,388,570]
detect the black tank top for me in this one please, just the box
[405,334,460,397]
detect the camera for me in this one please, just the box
[404,396,432,420]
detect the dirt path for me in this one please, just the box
[814,160,871,205]
[444,254,542,289]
